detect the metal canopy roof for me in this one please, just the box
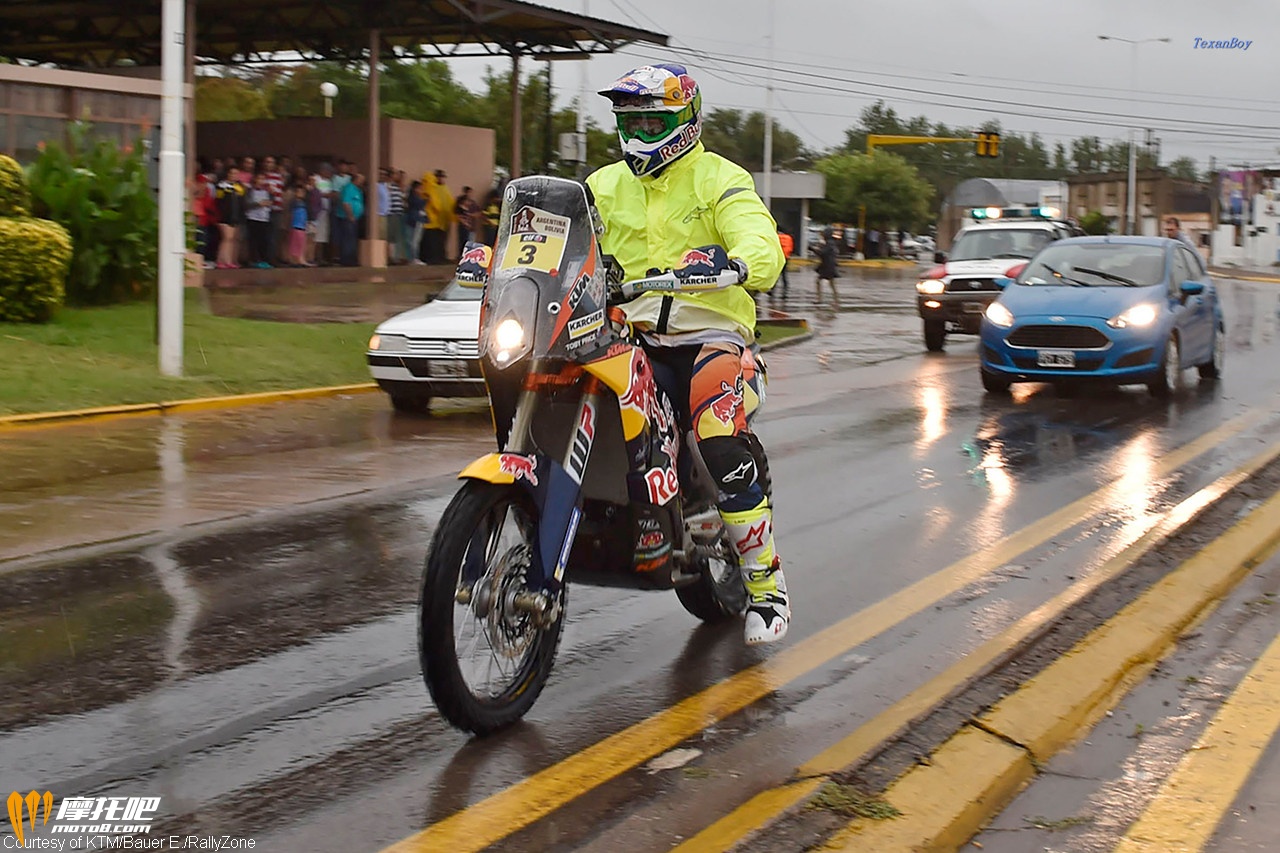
[0,0,667,68]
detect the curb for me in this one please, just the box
[0,318,812,430]
[790,258,918,270]
[1210,270,1280,283]
[820,463,1280,851]
[0,383,379,430]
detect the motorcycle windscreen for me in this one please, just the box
[479,176,610,364]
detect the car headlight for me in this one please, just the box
[1107,303,1158,329]
[492,318,528,366]
[916,279,946,294]
[369,333,407,352]
[985,302,1015,328]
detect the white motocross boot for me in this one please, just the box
[721,503,791,645]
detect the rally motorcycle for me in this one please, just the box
[417,175,769,735]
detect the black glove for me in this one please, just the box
[729,258,748,284]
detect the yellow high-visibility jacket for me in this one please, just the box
[587,142,783,342]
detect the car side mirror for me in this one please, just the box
[933,251,947,265]
[1180,280,1205,297]
[994,276,1013,290]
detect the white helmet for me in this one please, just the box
[599,63,702,178]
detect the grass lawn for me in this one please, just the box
[0,290,376,416]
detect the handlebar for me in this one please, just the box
[612,267,744,303]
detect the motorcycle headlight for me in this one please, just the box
[491,317,529,367]
[985,302,1015,328]
[1107,303,1158,329]
[916,279,946,295]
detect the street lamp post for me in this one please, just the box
[1098,35,1170,235]
[320,81,338,118]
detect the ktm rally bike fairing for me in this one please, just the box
[417,176,768,735]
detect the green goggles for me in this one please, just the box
[616,107,691,143]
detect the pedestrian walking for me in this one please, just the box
[815,226,841,309]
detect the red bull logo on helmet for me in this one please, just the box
[460,246,489,266]
[499,453,540,487]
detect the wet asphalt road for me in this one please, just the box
[3,268,1280,851]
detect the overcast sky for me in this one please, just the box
[449,0,1278,171]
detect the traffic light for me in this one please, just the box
[975,132,1000,158]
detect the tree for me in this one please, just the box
[812,151,932,230]
[1167,156,1200,182]
[195,75,272,122]
[700,109,813,172]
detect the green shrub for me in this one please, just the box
[25,122,157,306]
[1079,210,1111,236]
[0,217,72,322]
[0,154,31,218]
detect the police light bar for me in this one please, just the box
[970,206,1062,220]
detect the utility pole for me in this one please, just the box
[762,0,775,210]
[1098,35,1170,235]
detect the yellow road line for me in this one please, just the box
[824,459,1280,851]
[1113,632,1280,851]
[0,383,379,430]
[381,411,1265,853]
[673,437,1280,852]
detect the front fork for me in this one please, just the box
[501,378,604,614]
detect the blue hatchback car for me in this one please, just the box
[979,236,1224,397]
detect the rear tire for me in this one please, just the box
[924,319,947,352]
[675,536,745,623]
[418,480,564,735]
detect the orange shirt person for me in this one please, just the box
[773,227,793,300]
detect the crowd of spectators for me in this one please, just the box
[192,156,504,270]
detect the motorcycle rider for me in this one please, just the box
[587,63,791,645]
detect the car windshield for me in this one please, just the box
[950,228,1053,261]
[1019,243,1166,288]
[437,276,486,301]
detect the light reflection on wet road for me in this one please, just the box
[4,270,1280,850]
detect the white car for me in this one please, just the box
[365,277,485,413]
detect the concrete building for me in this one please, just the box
[0,64,167,163]
[1065,169,1211,252]
[198,117,495,208]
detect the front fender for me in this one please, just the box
[457,452,583,587]
[459,452,517,484]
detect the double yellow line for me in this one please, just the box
[382,405,1271,853]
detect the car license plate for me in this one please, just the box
[963,301,986,314]
[1037,350,1075,368]
[427,360,469,378]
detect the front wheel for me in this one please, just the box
[391,392,431,414]
[1148,334,1182,399]
[923,318,946,352]
[981,368,1011,393]
[1198,325,1225,379]
[418,480,565,735]
[675,535,745,622]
